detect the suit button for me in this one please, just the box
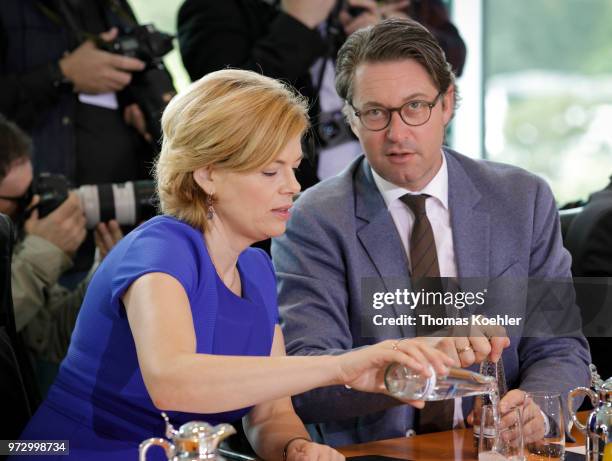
[62,116,71,126]
[405,429,416,438]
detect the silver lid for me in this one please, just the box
[159,413,237,459]
[177,421,218,439]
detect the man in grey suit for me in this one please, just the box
[272,18,591,446]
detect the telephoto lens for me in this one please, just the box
[77,180,157,229]
[34,173,157,228]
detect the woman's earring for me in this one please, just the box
[206,194,215,220]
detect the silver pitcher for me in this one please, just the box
[139,412,236,461]
[568,370,612,461]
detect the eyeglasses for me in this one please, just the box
[351,92,443,131]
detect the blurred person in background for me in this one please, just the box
[563,176,612,380]
[0,0,174,272]
[178,0,465,189]
[0,115,122,391]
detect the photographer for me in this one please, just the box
[0,0,174,273]
[178,0,465,187]
[0,0,170,185]
[0,115,122,372]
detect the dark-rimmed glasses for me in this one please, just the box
[351,91,443,131]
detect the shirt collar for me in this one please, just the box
[372,149,449,210]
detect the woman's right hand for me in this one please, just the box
[335,338,455,405]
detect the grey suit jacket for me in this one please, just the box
[272,148,591,447]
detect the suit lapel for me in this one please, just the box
[355,160,410,280]
[446,151,490,278]
[354,160,412,338]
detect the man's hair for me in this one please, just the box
[335,18,456,106]
[0,115,32,182]
[155,69,309,231]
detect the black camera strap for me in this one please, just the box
[35,1,90,47]
[309,7,346,111]
[105,0,138,27]
[36,0,137,49]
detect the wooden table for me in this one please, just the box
[338,413,587,461]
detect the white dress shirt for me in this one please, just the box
[371,151,465,430]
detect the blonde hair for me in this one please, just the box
[155,69,309,231]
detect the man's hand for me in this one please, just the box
[94,219,124,260]
[427,321,510,368]
[59,28,146,94]
[379,0,411,19]
[281,0,336,29]
[467,390,547,445]
[124,93,173,142]
[123,104,151,142]
[501,391,547,444]
[339,0,380,35]
[340,0,410,35]
[24,192,87,257]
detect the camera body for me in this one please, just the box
[35,173,70,219]
[99,24,176,150]
[338,0,413,17]
[34,173,157,229]
[103,24,173,66]
[337,0,368,17]
[317,110,356,149]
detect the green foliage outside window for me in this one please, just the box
[485,0,612,204]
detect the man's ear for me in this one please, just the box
[442,84,455,126]
[193,166,214,196]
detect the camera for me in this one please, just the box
[103,24,174,64]
[327,0,368,38]
[317,110,356,149]
[337,0,410,18]
[34,173,157,229]
[98,24,176,151]
[336,0,368,17]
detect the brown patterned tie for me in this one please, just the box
[400,193,454,432]
[401,194,440,278]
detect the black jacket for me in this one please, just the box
[567,178,612,277]
[178,0,327,189]
[564,178,612,380]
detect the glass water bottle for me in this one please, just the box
[384,363,497,401]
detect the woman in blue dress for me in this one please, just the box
[16,69,454,460]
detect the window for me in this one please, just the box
[483,0,612,204]
[129,0,191,92]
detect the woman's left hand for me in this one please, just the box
[286,439,345,461]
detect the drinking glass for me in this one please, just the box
[478,404,525,461]
[525,392,565,461]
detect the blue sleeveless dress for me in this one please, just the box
[16,216,279,460]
